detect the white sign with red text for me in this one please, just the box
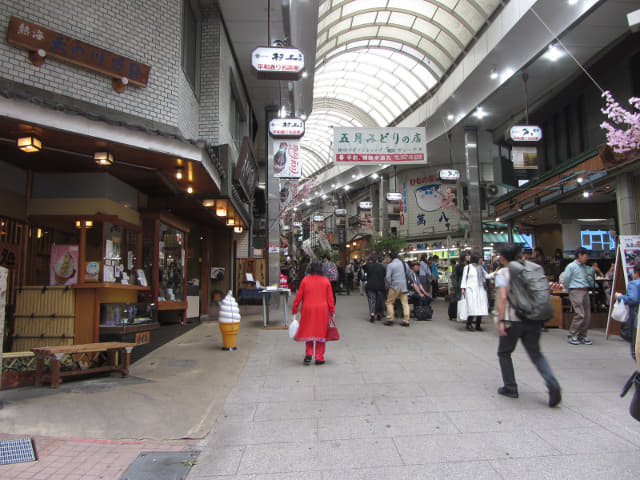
[272,140,301,178]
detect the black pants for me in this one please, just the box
[330,281,337,303]
[467,315,482,328]
[497,321,559,393]
[367,288,386,318]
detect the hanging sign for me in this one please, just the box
[359,201,373,210]
[334,127,427,165]
[292,222,303,227]
[386,193,403,202]
[313,216,325,222]
[272,140,301,178]
[269,118,305,138]
[439,169,460,181]
[251,46,304,80]
[334,208,347,216]
[507,125,542,143]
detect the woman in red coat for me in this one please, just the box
[292,260,335,365]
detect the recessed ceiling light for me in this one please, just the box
[544,44,564,61]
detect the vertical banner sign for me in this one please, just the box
[334,127,427,165]
[606,235,640,338]
[273,140,301,178]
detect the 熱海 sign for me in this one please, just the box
[334,127,427,165]
[7,17,150,90]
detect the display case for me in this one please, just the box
[142,212,189,319]
[98,302,159,343]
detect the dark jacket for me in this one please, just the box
[364,262,386,291]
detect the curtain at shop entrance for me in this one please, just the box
[0,216,27,349]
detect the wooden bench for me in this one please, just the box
[32,342,136,388]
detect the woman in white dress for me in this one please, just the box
[460,251,489,331]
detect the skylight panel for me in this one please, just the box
[341,0,388,17]
[388,12,415,28]
[388,0,437,19]
[378,26,421,45]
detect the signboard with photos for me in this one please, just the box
[334,127,427,165]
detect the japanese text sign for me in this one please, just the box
[334,127,427,165]
[251,46,304,80]
[8,17,150,87]
[269,118,305,138]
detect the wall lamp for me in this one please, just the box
[226,218,236,226]
[75,220,93,229]
[216,203,227,217]
[17,135,42,152]
[175,166,184,180]
[202,199,215,208]
[233,225,243,233]
[93,151,114,165]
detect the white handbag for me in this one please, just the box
[288,314,300,338]
[457,296,468,322]
[612,299,629,323]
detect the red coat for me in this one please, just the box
[292,273,335,342]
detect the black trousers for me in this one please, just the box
[497,321,559,392]
[367,288,386,317]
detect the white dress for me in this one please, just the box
[460,264,489,316]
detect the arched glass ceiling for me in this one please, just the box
[300,0,502,178]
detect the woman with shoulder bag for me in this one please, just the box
[460,250,489,331]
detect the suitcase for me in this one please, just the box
[448,299,457,320]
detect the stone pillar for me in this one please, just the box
[464,127,483,250]
[617,174,638,236]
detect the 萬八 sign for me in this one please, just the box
[334,127,427,165]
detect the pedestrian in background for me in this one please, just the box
[460,250,489,331]
[562,247,593,345]
[431,255,440,297]
[292,260,335,365]
[615,263,640,360]
[365,255,386,322]
[384,251,410,327]
[321,254,338,304]
[495,244,562,406]
[419,254,433,297]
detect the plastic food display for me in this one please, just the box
[218,291,240,350]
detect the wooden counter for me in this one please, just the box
[73,283,150,343]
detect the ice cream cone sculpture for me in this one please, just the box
[218,291,240,350]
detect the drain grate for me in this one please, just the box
[0,438,37,465]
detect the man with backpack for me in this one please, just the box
[495,244,561,407]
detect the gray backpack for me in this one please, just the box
[507,260,553,321]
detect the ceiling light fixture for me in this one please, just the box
[544,44,564,62]
[93,151,114,165]
[187,185,194,194]
[216,203,227,217]
[175,167,184,180]
[17,135,42,152]
[233,225,243,233]
[202,199,215,208]
[226,218,236,226]
[582,190,591,198]
[473,107,487,119]
[490,67,499,79]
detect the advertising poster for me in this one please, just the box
[272,140,301,178]
[397,170,461,238]
[50,244,79,286]
[620,235,640,284]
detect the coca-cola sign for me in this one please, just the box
[273,140,301,178]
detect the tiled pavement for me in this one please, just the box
[2,293,640,479]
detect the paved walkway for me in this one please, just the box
[2,293,639,479]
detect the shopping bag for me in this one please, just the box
[326,317,340,341]
[288,314,299,339]
[457,297,468,322]
[612,299,629,323]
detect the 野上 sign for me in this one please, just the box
[334,127,427,165]
[269,118,305,138]
[507,125,543,143]
[251,46,304,80]
[7,17,150,90]
[386,193,403,202]
[439,169,460,181]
